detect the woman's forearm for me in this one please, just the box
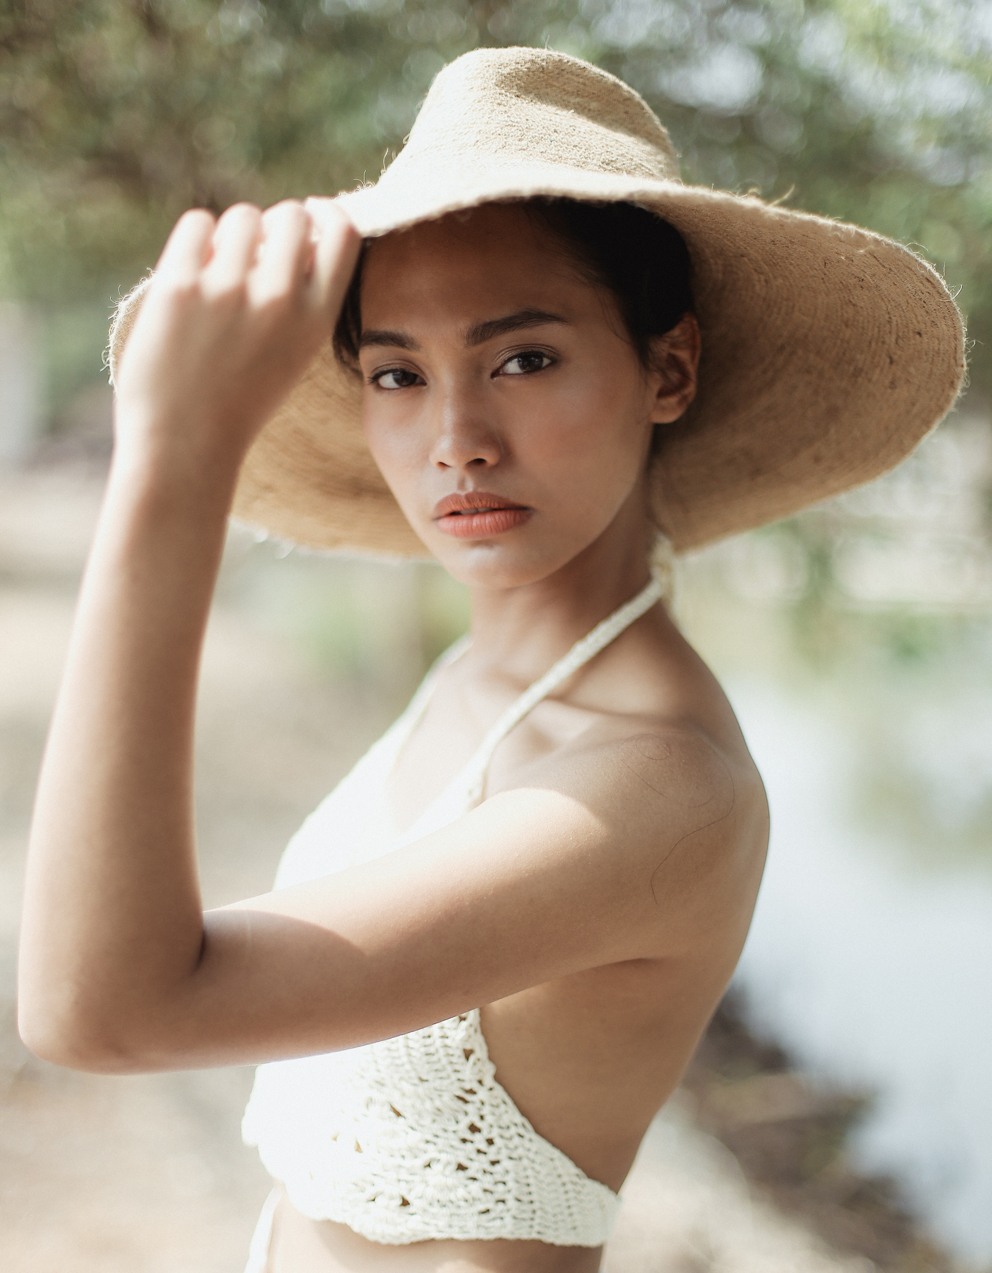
[17,439,238,1068]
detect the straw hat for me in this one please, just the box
[108,46,966,557]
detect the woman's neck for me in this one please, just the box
[465,514,656,685]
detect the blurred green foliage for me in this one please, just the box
[0,0,989,383]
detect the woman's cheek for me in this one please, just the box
[364,398,420,468]
[362,409,427,524]
[525,380,642,480]
[549,400,652,530]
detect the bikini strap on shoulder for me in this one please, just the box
[463,569,666,803]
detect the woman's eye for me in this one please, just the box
[371,368,421,390]
[498,351,554,377]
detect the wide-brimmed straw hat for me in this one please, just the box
[109,46,966,557]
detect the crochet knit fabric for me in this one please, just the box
[242,1009,619,1245]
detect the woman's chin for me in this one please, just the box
[428,537,591,593]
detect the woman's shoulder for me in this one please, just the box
[560,608,763,810]
[543,703,766,853]
[492,707,765,965]
[518,621,769,945]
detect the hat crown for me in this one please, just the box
[382,47,680,188]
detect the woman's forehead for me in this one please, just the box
[359,204,607,328]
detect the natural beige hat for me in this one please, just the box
[109,45,966,557]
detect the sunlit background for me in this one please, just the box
[1,2,990,1271]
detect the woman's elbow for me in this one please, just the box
[16,997,150,1074]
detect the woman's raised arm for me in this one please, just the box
[16,198,360,1066]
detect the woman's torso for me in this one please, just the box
[260,597,767,1272]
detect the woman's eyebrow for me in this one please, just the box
[465,309,568,346]
[358,309,568,353]
[359,329,418,351]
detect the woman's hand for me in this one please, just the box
[113,198,360,474]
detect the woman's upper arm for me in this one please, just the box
[143,728,757,1070]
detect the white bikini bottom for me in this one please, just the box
[243,1190,606,1273]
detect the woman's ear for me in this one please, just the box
[647,313,701,424]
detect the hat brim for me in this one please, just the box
[109,171,965,557]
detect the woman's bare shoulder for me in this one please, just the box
[542,607,765,834]
[526,692,769,955]
[539,706,766,851]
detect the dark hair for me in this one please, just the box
[332,198,694,373]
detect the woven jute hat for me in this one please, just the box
[109,46,966,557]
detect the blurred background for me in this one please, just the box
[1,1,990,1270]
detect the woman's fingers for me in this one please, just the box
[305,198,361,317]
[252,200,314,304]
[205,203,264,295]
[153,199,357,327]
[155,209,216,285]
[114,198,358,461]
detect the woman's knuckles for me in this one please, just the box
[151,278,302,343]
[248,282,315,325]
[260,198,310,230]
[198,275,253,309]
[214,201,263,232]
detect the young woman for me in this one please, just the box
[17,47,963,1273]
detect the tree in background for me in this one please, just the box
[1,0,988,373]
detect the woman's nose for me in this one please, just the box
[428,389,503,471]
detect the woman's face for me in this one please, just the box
[357,203,696,589]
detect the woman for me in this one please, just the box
[18,47,963,1273]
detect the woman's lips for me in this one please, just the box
[432,492,532,539]
[436,507,532,537]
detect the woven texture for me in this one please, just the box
[241,573,664,1246]
[243,1010,619,1245]
[108,46,966,556]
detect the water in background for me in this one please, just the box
[676,415,992,1267]
[729,681,992,1266]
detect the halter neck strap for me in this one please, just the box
[462,569,665,803]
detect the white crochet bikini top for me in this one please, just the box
[241,572,665,1247]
